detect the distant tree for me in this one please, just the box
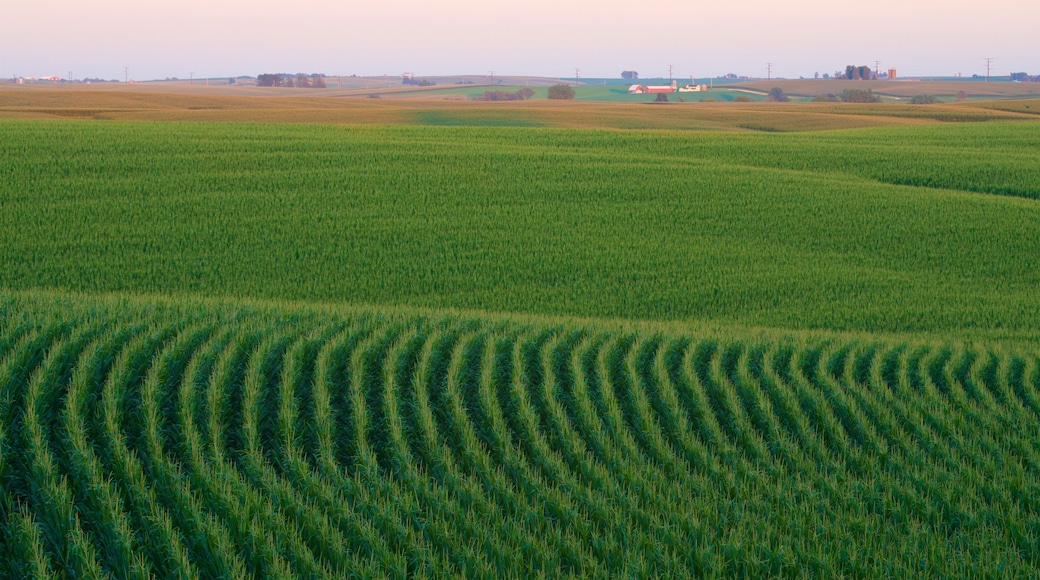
[256,73,326,89]
[910,94,938,104]
[655,93,669,103]
[733,95,752,102]
[955,90,968,102]
[822,73,830,80]
[477,90,509,101]
[845,65,874,80]
[812,94,839,102]
[839,88,880,103]
[1010,72,1030,82]
[766,87,788,102]
[257,74,283,87]
[621,71,639,80]
[547,84,575,100]
[473,87,537,101]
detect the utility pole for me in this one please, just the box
[574,68,580,86]
[668,64,674,83]
[766,62,772,81]
[124,66,128,83]
[488,70,494,84]
[984,57,993,82]
[189,72,193,85]
[68,71,72,83]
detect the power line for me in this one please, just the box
[984,57,993,82]
[668,64,674,82]
[766,62,772,81]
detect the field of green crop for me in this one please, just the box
[1,292,1038,576]
[1,106,1039,576]
[1,119,1039,340]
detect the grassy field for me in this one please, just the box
[1,89,1039,575]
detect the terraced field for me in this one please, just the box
[1,295,1038,576]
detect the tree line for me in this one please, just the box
[256,74,326,88]
[472,88,536,101]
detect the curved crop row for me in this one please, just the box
[0,296,1037,576]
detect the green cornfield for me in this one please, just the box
[1,120,1039,338]
[1,293,1038,576]
[1,111,1039,576]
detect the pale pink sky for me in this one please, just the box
[2,0,1036,80]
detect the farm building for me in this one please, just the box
[645,81,678,94]
[630,81,681,94]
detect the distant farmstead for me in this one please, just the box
[630,80,706,95]
[630,81,678,94]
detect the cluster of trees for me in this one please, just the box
[473,88,536,101]
[910,94,939,105]
[547,84,575,100]
[839,88,881,103]
[621,71,639,80]
[1011,72,1039,82]
[845,65,875,80]
[766,87,789,102]
[256,74,326,88]
[402,77,435,86]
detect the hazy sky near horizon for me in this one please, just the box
[2,0,1036,81]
